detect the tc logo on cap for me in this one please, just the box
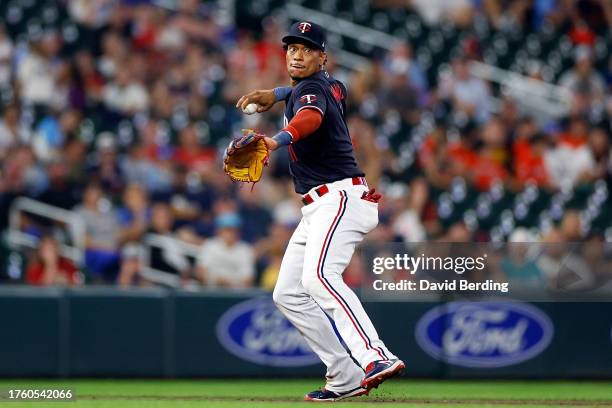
[298,22,312,33]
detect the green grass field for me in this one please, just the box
[1,379,611,408]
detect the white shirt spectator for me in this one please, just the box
[392,210,426,242]
[17,52,55,105]
[198,237,255,288]
[410,0,471,25]
[544,143,595,188]
[439,65,492,123]
[0,120,32,153]
[103,82,149,114]
[68,0,117,29]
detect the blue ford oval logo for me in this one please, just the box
[216,297,320,367]
[416,301,553,368]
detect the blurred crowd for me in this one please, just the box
[0,0,611,290]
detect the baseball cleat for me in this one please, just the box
[361,359,405,390]
[303,386,369,402]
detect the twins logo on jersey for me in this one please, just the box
[299,94,317,104]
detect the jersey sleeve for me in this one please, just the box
[292,82,327,117]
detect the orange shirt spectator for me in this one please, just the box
[513,138,549,186]
[173,146,216,171]
[27,258,80,286]
[26,236,80,286]
[173,124,216,172]
[471,148,508,191]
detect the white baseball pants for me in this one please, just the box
[273,178,396,392]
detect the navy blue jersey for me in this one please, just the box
[283,71,364,194]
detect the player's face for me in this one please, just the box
[286,43,325,81]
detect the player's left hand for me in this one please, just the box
[262,136,279,151]
[236,90,276,113]
[223,129,270,184]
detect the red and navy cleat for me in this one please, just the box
[303,386,369,402]
[360,359,405,390]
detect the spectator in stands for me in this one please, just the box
[36,156,82,209]
[138,119,164,161]
[26,235,82,286]
[544,117,596,188]
[383,42,428,99]
[32,109,81,161]
[156,165,215,229]
[391,178,428,242]
[68,0,116,31]
[103,65,150,116]
[172,124,216,174]
[378,57,422,126]
[499,228,544,288]
[419,125,457,189]
[409,0,474,27]
[236,187,273,244]
[122,139,173,195]
[0,104,32,160]
[86,132,125,197]
[116,183,150,242]
[147,202,193,280]
[74,50,105,106]
[62,136,88,185]
[559,46,605,101]
[1,145,47,197]
[196,212,255,288]
[587,126,611,181]
[74,182,121,282]
[17,33,63,109]
[469,117,510,191]
[513,118,551,188]
[97,30,128,79]
[170,0,221,44]
[438,56,492,124]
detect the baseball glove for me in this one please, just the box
[223,129,269,183]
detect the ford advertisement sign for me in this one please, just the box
[216,298,320,367]
[416,301,553,368]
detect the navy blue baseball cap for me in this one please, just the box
[282,21,326,51]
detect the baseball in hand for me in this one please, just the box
[243,103,258,115]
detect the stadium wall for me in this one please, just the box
[1,287,610,378]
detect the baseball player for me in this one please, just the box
[235,21,405,401]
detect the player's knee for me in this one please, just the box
[301,272,320,295]
[272,286,290,307]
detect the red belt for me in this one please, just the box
[302,177,367,205]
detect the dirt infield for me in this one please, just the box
[78,395,612,406]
